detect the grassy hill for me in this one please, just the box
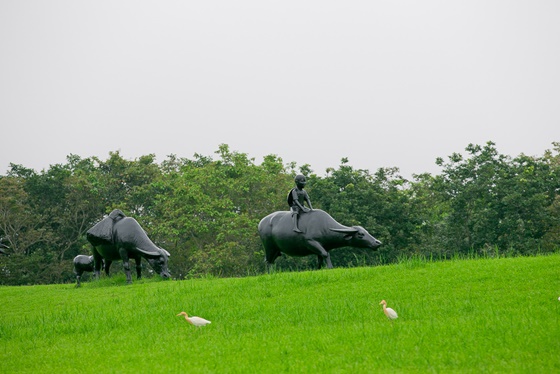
[1,254,559,373]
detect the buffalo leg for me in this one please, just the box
[135,257,142,279]
[118,248,133,284]
[265,254,281,273]
[316,253,333,269]
[92,247,103,280]
[266,251,282,264]
[324,252,333,269]
[265,251,282,273]
[306,240,331,269]
[75,270,83,288]
[263,240,282,264]
[263,241,283,273]
[104,260,112,277]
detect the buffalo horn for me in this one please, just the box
[329,228,358,234]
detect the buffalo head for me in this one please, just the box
[330,226,382,250]
[146,248,171,278]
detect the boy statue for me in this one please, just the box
[287,174,313,233]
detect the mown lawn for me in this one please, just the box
[1,254,559,373]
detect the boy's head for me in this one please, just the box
[295,174,307,188]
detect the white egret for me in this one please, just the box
[379,300,398,320]
[177,312,211,326]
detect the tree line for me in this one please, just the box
[1,142,559,285]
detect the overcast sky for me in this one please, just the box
[1,1,559,178]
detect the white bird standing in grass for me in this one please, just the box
[379,300,398,320]
[177,312,211,326]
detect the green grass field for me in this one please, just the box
[1,254,559,373]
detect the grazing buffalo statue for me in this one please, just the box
[86,209,171,284]
[73,255,104,287]
[258,209,381,269]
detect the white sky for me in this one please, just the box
[1,1,559,178]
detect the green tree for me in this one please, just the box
[434,141,559,255]
[0,175,48,255]
[309,159,416,266]
[1,141,557,285]
[152,145,292,278]
[407,172,450,257]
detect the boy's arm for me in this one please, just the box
[304,191,313,210]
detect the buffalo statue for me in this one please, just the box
[258,209,381,269]
[73,255,104,287]
[86,209,171,284]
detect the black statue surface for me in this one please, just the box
[86,209,171,284]
[258,209,381,269]
[288,175,313,233]
[73,255,101,287]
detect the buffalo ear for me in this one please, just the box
[330,228,358,241]
[329,228,358,234]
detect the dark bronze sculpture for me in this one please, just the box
[73,255,103,287]
[258,209,381,269]
[288,175,313,232]
[86,209,171,284]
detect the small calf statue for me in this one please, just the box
[73,255,103,287]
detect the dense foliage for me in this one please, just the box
[1,141,559,285]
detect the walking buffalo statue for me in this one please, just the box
[86,209,171,284]
[258,209,381,269]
